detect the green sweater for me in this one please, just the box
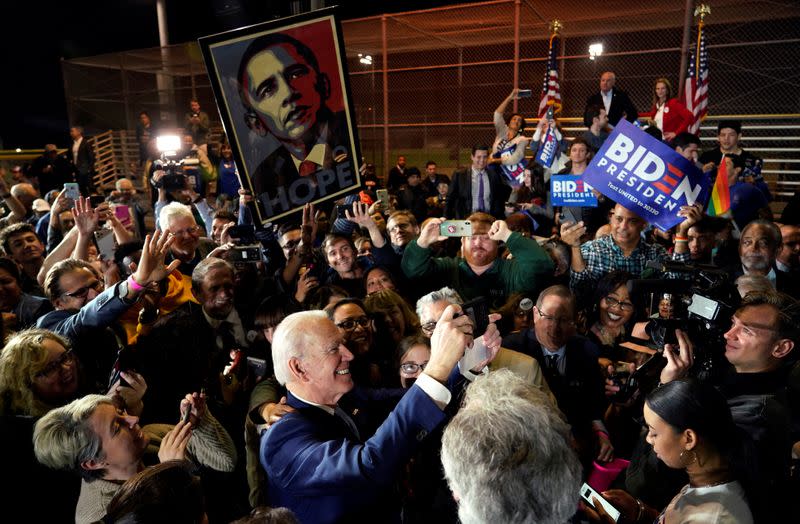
[401,232,554,308]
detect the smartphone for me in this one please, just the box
[439,220,472,237]
[546,104,555,120]
[232,245,262,263]
[246,356,268,379]
[89,195,105,208]
[337,202,367,219]
[376,189,389,205]
[113,204,132,227]
[516,89,533,98]
[94,228,116,261]
[580,482,621,522]
[108,348,136,390]
[64,183,81,204]
[461,296,490,338]
[228,224,256,244]
[181,407,192,424]
[559,208,580,225]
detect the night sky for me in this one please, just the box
[0,0,473,149]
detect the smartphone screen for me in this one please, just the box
[517,89,532,98]
[94,229,116,261]
[439,220,472,237]
[579,483,620,522]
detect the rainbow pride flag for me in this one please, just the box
[707,156,731,216]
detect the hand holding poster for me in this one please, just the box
[495,143,527,188]
[581,120,710,230]
[199,8,362,224]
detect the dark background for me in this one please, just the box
[0,0,474,149]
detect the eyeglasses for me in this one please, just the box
[280,239,300,251]
[62,279,103,299]
[400,361,428,375]
[335,316,371,331]
[421,321,438,335]
[604,296,635,312]
[171,225,202,238]
[535,309,576,327]
[388,223,412,233]
[35,350,75,378]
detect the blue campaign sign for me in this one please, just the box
[582,120,711,230]
[550,175,598,207]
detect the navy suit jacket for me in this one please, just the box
[261,386,446,524]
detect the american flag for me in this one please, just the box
[538,33,562,117]
[683,19,708,134]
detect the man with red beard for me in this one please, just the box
[401,212,553,308]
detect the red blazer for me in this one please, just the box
[642,98,694,138]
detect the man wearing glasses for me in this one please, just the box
[416,287,552,400]
[36,230,180,392]
[502,284,613,467]
[385,211,419,255]
[158,202,216,277]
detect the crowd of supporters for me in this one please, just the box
[0,72,798,524]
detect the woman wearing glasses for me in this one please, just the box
[586,271,637,361]
[0,329,147,521]
[396,335,430,389]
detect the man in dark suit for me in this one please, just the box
[727,219,800,296]
[237,33,354,219]
[446,145,509,219]
[137,257,253,424]
[584,71,638,127]
[502,284,612,465]
[261,306,481,524]
[69,126,95,195]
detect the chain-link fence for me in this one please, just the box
[343,0,800,177]
[61,0,800,190]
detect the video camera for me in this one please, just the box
[151,135,196,191]
[632,260,741,382]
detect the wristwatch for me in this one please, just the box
[116,279,136,304]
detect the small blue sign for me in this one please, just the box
[582,120,710,230]
[550,175,598,207]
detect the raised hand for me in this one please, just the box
[417,217,446,249]
[660,329,694,384]
[73,196,100,236]
[426,304,474,382]
[560,220,586,247]
[488,220,512,242]
[179,391,207,427]
[158,418,192,462]
[133,229,181,286]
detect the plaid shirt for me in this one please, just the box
[570,235,689,291]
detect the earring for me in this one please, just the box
[679,449,697,466]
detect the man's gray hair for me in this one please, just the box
[272,310,329,385]
[441,369,581,524]
[415,287,463,320]
[32,394,114,482]
[159,202,195,231]
[191,257,234,295]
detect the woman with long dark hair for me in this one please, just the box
[592,379,755,523]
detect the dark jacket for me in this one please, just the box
[584,88,639,126]
[502,329,605,433]
[445,167,509,219]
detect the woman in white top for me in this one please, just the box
[491,89,531,167]
[590,379,754,524]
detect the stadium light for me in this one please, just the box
[358,53,373,66]
[589,43,603,60]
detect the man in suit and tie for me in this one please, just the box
[502,284,613,466]
[584,71,639,127]
[237,33,354,218]
[446,145,509,219]
[69,126,95,195]
[261,306,488,524]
